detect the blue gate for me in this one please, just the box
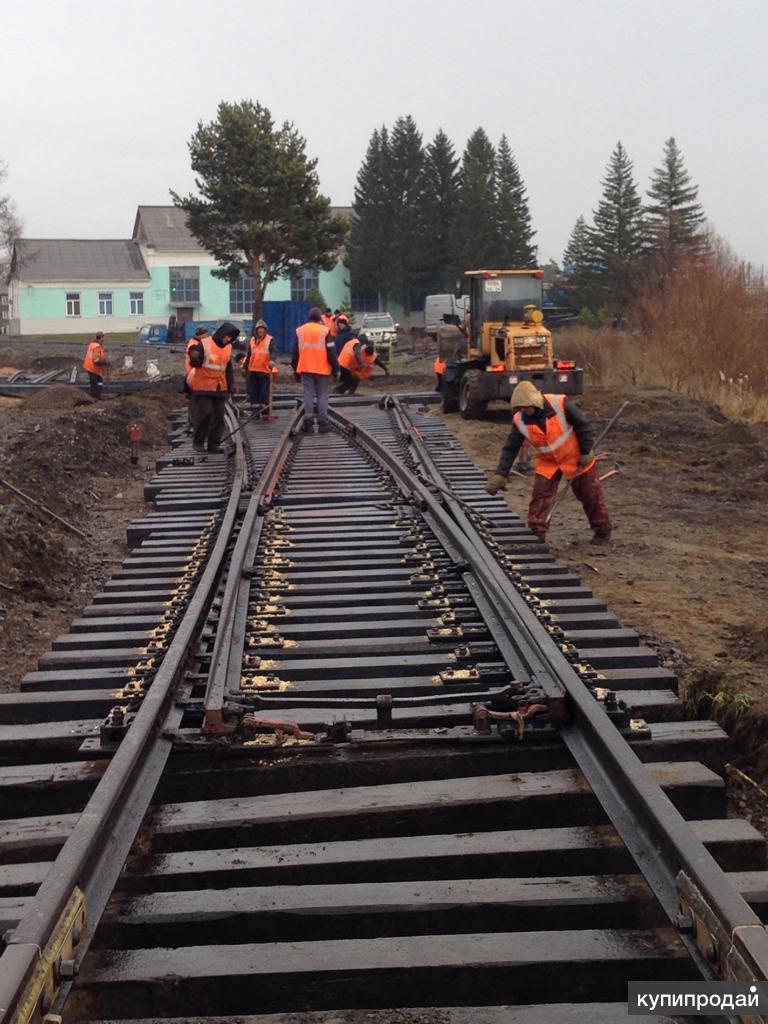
[183,301,311,353]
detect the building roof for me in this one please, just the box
[133,204,354,252]
[12,239,149,283]
[133,206,203,253]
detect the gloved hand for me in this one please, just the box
[486,473,508,495]
[579,450,595,467]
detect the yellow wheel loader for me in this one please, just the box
[440,269,583,418]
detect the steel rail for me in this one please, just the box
[203,406,303,730]
[0,406,249,1024]
[388,397,768,989]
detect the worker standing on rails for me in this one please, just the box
[82,332,110,399]
[486,380,612,544]
[243,319,274,419]
[183,326,209,432]
[291,306,338,434]
[335,332,389,395]
[187,322,240,453]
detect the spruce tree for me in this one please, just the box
[451,128,498,274]
[589,142,646,308]
[646,137,705,265]
[387,115,426,309]
[416,129,461,294]
[347,126,393,307]
[495,136,536,266]
[563,215,601,311]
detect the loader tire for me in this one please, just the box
[459,368,488,419]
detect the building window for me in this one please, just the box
[169,266,200,304]
[66,292,81,317]
[291,268,319,303]
[130,291,144,315]
[229,271,254,314]
[99,292,113,316]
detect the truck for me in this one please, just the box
[440,269,583,418]
[424,294,470,341]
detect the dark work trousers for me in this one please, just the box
[435,374,443,393]
[88,372,104,399]
[334,367,359,395]
[191,392,227,450]
[246,372,270,412]
[528,464,611,541]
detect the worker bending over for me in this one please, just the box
[243,319,274,418]
[183,326,209,431]
[291,306,338,434]
[335,332,389,395]
[187,322,240,453]
[487,381,612,544]
[83,332,110,399]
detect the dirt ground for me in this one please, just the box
[0,380,180,691]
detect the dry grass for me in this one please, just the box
[556,238,768,422]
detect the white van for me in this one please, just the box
[424,294,469,340]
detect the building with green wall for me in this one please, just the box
[8,206,350,336]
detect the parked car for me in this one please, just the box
[138,323,170,344]
[359,312,398,361]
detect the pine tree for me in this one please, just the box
[451,128,499,273]
[494,136,536,266]
[416,129,461,294]
[589,142,646,309]
[347,126,393,307]
[646,137,705,266]
[563,215,601,311]
[387,115,426,309]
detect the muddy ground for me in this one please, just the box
[1,339,766,824]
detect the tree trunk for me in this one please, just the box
[251,256,265,324]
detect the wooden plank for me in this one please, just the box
[122,819,765,893]
[69,929,694,1018]
[152,763,725,852]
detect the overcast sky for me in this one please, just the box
[3,0,767,268]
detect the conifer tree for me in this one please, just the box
[387,115,426,309]
[416,129,461,293]
[347,126,393,307]
[646,136,705,266]
[563,215,601,311]
[451,128,498,273]
[589,141,646,308]
[494,136,536,266]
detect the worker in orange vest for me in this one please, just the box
[183,327,209,432]
[335,333,389,394]
[291,307,338,434]
[322,308,336,335]
[243,319,274,418]
[187,322,240,453]
[486,380,611,544]
[434,355,446,392]
[82,332,110,399]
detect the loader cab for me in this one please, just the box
[465,270,545,356]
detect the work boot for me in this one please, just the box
[192,442,206,454]
[207,445,226,455]
[302,421,314,434]
[317,422,331,434]
[590,532,612,545]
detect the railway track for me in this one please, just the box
[1,395,767,1024]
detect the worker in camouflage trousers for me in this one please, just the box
[486,380,612,544]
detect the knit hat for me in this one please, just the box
[254,319,268,331]
[308,307,323,322]
[194,326,208,337]
[510,380,544,409]
[212,321,240,344]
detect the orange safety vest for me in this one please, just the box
[83,341,105,376]
[434,356,446,375]
[296,322,331,376]
[185,335,207,373]
[513,394,595,480]
[248,334,273,373]
[189,337,232,392]
[339,339,377,380]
